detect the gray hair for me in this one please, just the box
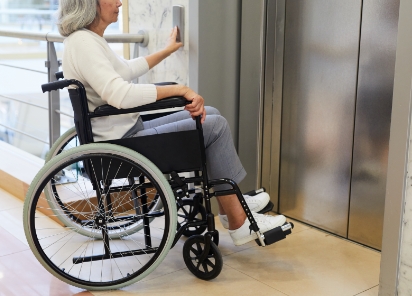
[57,0,99,37]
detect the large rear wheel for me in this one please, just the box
[24,144,177,290]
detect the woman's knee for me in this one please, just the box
[203,115,231,144]
[205,106,221,116]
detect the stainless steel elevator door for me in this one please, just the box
[348,0,399,249]
[279,0,362,236]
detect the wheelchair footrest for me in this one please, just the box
[257,201,274,214]
[255,222,294,246]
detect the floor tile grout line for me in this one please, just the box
[222,263,291,296]
[353,284,379,295]
[0,248,30,258]
[138,267,188,284]
[221,245,259,258]
[0,217,28,245]
[0,205,24,213]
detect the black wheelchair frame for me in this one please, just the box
[26,74,293,289]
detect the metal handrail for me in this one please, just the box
[0,94,48,110]
[55,109,74,118]
[0,28,149,149]
[0,63,48,74]
[0,123,49,144]
[0,9,56,16]
[0,29,149,44]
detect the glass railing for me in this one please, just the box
[0,28,148,159]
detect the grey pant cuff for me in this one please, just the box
[212,168,247,192]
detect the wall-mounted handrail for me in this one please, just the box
[0,28,148,149]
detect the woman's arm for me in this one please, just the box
[156,84,206,123]
[67,31,157,109]
[145,27,183,69]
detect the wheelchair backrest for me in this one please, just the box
[68,87,95,145]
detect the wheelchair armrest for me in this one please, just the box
[92,96,190,117]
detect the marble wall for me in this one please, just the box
[128,0,189,85]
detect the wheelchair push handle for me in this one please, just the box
[41,80,72,93]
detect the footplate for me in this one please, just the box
[255,222,294,246]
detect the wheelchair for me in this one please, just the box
[23,73,293,290]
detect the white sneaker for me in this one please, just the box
[218,192,270,229]
[229,213,286,246]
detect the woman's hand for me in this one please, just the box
[156,85,206,123]
[145,27,183,69]
[164,27,184,55]
[183,88,206,123]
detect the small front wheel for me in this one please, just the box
[176,199,207,237]
[183,235,223,280]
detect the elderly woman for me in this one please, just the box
[57,0,286,246]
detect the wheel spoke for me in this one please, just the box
[202,261,209,273]
[181,206,190,216]
[205,258,215,268]
[195,242,202,251]
[26,149,173,287]
[190,247,200,256]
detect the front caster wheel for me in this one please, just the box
[176,199,207,237]
[183,235,223,280]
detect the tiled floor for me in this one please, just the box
[0,188,381,296]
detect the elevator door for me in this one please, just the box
[347,0,399,249]
[264,0,399,249]
[279,0,362,237]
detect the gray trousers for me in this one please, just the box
[128,106,246,189]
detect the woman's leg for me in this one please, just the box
[216,194,246,230]
[132,110,286,242]
[133,113,247,228]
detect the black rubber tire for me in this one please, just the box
[24,144,177,290]
[183,235,223,280]
[176,199,207,237]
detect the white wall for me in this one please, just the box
[398,134,412,294]
[128,0,189,85]
[379,0,412,294]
